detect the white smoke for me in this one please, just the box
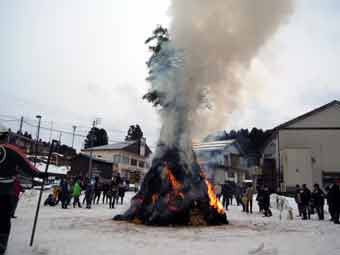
[169,0,294,139]
[150,0,294,166]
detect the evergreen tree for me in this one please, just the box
[143,25,170,106]
[125,125,144,141]
[84,127,109,149]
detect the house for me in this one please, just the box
[70,153,114,180]
[0,127,50,156]
[193,139,252,184]
[80,138,152,183]
[261,100,340,192]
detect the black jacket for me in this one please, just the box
[311,188,325,206]
[328,184,340,210]
[301,188,311,206]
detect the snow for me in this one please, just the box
[35,162,70,175]
[8,191,340,255]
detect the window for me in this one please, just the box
[121,155,129,165]
[113,155,121,164]
[131,158,137,166]
[138,161,145,168]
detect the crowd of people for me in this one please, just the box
[217,180,340,223]
[216,182,273,217]
[294,183,340,224]
[44,174,131,210]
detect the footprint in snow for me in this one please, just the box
[248,243,278,255]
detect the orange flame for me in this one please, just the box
[166,165,182,191]
[152,193,159,205]
[165,163,185,200]
[205,180,225,215]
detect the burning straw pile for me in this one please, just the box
[114,147,227,225]
[115,147,227,226]
[114,26,227,225]
[114,0,293,226]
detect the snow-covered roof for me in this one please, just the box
[193,139,236,151]
[78,153,114,164]
[82,141,136,151]
[35,162,70,175]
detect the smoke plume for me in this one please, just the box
[168,0,294,139]
[149,0,294,167]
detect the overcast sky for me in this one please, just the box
[1,0,340,150]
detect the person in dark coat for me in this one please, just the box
[301,184,312,220]
[60,178,70,209]
[328,183,340,224]
[117,180,127,205]
[311,184,325,220]
[221,182,232,210]
[108,180,118,209]
[44,194,57,206]
[256,186,265,213]
[102,183,109,204]
[262,186,272,217]
[234,184,242,206]
[294,184,303,217]
[245,184,255,214]
[93,177,101,204]
[0,144,41,254]
[85,179,93,209]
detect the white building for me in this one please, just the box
[81,139,152,182]
[193,140,250,184]
[262,100,340,191]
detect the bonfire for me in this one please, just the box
[114,27,227,226]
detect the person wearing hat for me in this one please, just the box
[0,141,42,254]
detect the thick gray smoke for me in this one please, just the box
[151,0,294,166]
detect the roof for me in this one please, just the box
[274,100,340,130]
[193,139,237,151]
[261,100,340,152]
[82,140,152,158]
[82,141,136,151]
[78,153,114,164]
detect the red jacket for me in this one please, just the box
[14,179,24,198]
[0,144,39,178]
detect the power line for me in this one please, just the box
[0,119,19,123]
[1,113,156,149]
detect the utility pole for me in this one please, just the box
[35,115,42,165]
[88,119,99,179]
[59,131,62,144]
[88,120,95,179]
[48,121,54,143]
[19,116,24,134]
[71,125,77,148]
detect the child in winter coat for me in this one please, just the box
[72,180,82,208]
[84,180,93,209]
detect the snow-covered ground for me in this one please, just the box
[8,191,340,255]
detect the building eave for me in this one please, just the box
[273,100,340,131]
